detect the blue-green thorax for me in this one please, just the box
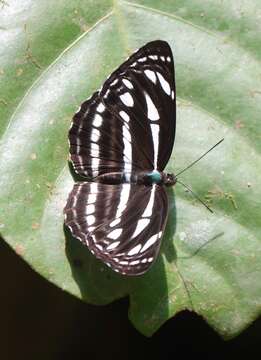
[146,170,162,184]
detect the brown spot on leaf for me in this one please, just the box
[15,244,25,256]
[23,24,42,69]
[205,186,238,209]
[250,90,261,97]
[45,182,53,188]
[0,98,8,106]
[72,11,89,32]
[235,120,244,129]
[31,222,40,230]
[16,67,24,77]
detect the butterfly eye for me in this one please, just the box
[165,174,177,186]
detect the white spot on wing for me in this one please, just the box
[87,215,95,225]
[119,260,128,265]
[157,72,171,95]
[128,244,142,256]
[166,56,171,62]
[88,194,97,204]
[86,204,95,215]
[131,219,150,238]
[142,185,156,218]
[122,78,133,89]
[150,123,160,168]
[138,57,147,62]
[92,143,99,151]
[130,260,140,266]
[111,79,118,86]
[130,185,157,242]
[144,92,159,121]
[93,113,103,127]
[87,183,98,204]
[125,173,131,182]
[144,69,156,84]
[91,157,100,173]
[119,110,130,122]
[91,128,100,142]
[110,218,121,227]
[115,184,130,219]
[107,228,123,240]
[122,120,132,172]
[141,233,159,252]
[107,241,121,250]
[120,92,134,107]
[97,103,105,113]
[88,226,95,232]
[149,55,158,60]
[90,143,99,158]
[123,125,131,142]
[90,183,97,192]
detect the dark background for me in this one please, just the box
[1,239,260,360]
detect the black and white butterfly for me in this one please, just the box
[64,40,177,276]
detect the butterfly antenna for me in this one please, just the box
[175,138,224,177]
[176,179,213,213]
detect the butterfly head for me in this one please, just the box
[163,173,177,187]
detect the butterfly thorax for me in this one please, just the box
[95,170,177,187]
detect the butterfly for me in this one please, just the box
[64,40,176,276]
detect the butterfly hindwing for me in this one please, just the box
[64,182,168,275]
[69,40,175,178]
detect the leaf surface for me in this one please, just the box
[0,0,260,337]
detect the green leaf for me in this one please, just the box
[0,0,260,337]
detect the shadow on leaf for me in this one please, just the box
[64,188,177,328]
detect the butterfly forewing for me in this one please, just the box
[64,182,168,275]
[69,91,135,178]
[69,40,175,178]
